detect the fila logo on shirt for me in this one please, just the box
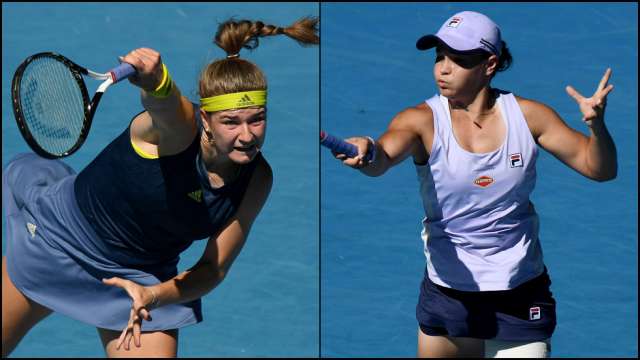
[529,307,541,321]
[510,153,523,168]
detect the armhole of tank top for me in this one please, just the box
[425,97,442,167]
[126,108,201,160]
[130,139,159,159]
[496,93,511,150]
[413,99,435,168]
[125,111,159,160]
[507,92,539,159]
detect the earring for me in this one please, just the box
[206,130,215,145]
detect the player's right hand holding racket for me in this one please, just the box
[320,131,376,169]
[119,48,165,93]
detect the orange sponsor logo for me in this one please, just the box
[474,175,494,188]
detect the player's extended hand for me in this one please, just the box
[565,68,614,129]
[102,277,157,351]
[332,136,373,169]
[119,48,165,93]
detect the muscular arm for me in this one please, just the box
[519,97,617,181]
[355,106,432,177]
[147,159,273,307]
[123,48,197,156]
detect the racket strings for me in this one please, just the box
[19,57,86,155]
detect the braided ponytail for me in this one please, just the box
[199,17,319,100]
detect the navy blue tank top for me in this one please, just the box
[74,113,260,263]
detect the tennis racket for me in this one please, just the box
[320,131,375,162]
[11,52,136,159]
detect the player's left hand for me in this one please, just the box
[102,277,157,351]
[565,68,614,129]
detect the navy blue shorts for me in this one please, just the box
[416,267,556,341]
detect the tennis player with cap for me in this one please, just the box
[3,17,318,357]
[334,11,617,358]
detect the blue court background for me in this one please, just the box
[321,3,637,358]
[2,2,318,357]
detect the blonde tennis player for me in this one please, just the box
[3,17,318,357]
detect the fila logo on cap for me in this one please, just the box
[510,153,523,168]
[530,306,541,320]
[447,17,462,28]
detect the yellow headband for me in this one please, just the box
[200,90,267,112]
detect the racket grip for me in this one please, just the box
[320,131,374,162]
[109,63,136,83]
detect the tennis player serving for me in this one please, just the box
[333,11,616,358]
[3,17,318,357]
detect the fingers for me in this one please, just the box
[139,307,152,321]
[116,309,133,350]
[121,48,161,71]
[120,48,163,91]
[116,326,128,350]
[332,137,371,169]
[133,318,142,348]
[116,313,146,351]
[565,85,584,102]
[597,84,614,104]
[125,329,133,351]
[597,68,612,91]
[102,277,125,288]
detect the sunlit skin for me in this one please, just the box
[433,47,498,110]
[329,22,617,359]
[198,107,267,183]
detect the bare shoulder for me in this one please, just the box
[514,94,555,116]
[389,102,434,134]
[382,102,434,161]
[514,94,563,139]
[131,96,197,155]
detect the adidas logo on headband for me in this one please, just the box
[236,94,254,107]
[200,90,267,112]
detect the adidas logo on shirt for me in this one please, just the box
[187,189,203,202]
[26,222,37,238]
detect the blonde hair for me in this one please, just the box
[199,17,319,100]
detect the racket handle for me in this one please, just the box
[320,131,374,162]
[109,63,136,83]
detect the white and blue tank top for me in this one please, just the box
[416,90,545,291]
